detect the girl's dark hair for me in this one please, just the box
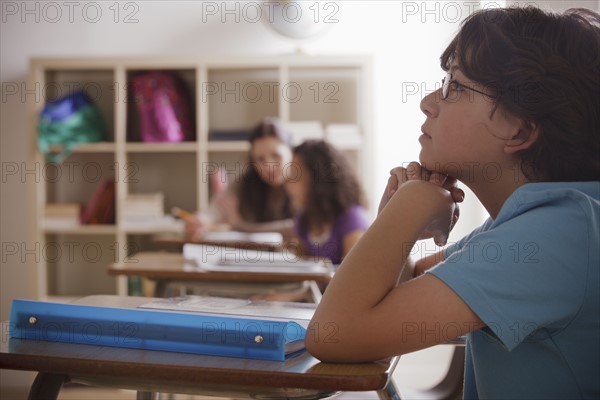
[441,7,600,182]
[237,117,293,223]
[294,140,366,232]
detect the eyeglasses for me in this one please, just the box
[441,71,489,100]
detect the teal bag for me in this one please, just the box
[38,90,106,163]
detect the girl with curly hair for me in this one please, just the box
[285,139,370,265]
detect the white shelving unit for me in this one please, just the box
[30,55,373,300]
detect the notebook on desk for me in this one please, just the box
[10,295,314,361]
[183,243,330,274]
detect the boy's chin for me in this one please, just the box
[417,155,438,172]
[418,152,433,168]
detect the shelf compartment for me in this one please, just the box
[43,69,116,142]
[44,153,116,206]
[126,68,197,143]
[288,67,361,125]
[126,152,197,215]
[206,68,279,131]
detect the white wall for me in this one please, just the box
[1,0,598,394]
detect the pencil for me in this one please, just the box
[171,207,195,220]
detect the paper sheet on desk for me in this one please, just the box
[183,243,329,273]
[139,295,315,327]
[202,231,284,246]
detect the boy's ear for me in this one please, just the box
[504,122,539,154]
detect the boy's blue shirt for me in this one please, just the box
[429,181,600,399]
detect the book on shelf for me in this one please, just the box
[183,243,331,274]
[43,203,81,228]
[9,295,314,361]
[80,179,115,225]
[121,193,183,230]
[122,193,164,219]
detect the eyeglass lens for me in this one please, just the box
[442,71,451,99]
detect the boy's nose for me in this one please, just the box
[420,90,440,118]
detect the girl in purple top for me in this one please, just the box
[286,140,370,265]
[251,139,370,302]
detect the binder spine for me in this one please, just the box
[9,300,304,361]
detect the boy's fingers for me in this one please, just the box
[429,173,447,186]
[389,167,409,186]
[406,161,426,180]
[405,162,419,180]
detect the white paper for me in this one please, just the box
[183,243,330,274]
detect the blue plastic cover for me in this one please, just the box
[9,299,306,361]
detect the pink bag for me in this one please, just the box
[131,71,195,142]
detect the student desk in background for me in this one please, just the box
[0,295,400,400]
[108,252,332,302]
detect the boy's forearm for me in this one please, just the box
[310,182,452,322]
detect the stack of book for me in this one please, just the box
[122,193,182,230]
[44,203,81,228]
[122,193,165,220]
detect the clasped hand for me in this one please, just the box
[377,162,464,246]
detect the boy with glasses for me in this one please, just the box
[307,7,599,399]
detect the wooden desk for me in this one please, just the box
[108,252,333,301]
[0,295,400,400]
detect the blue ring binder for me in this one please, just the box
[9,299,306,361]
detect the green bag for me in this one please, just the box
[38,90,106,163]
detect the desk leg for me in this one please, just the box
[27,373,70,400]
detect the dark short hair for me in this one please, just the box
[293,140,366,232]
[441,7,600,182]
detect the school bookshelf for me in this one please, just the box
[30,55,373,300]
